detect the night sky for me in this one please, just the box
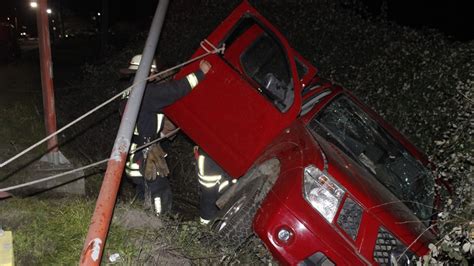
[1,0,473,41]
[1,0,158,19]
[1,0,160,34]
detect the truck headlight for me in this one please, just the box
[303,165,345,223]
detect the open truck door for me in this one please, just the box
[165,1,303,177]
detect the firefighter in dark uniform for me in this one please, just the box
[121,55,212,216]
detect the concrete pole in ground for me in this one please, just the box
[79,0,169,264]
[36,0,58,155]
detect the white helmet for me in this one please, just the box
[122,54,158,74]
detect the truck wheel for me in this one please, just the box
[212,174,271,247]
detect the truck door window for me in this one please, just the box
[220,16,294,112]
[241,33,293,112]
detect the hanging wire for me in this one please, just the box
[0,41,224,168]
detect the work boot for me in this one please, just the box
[143,177,173,216]
[199,184,219,224]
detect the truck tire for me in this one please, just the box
[212,173,272,247]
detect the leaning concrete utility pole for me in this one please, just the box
[79,0,169,264]
[36,0,58,154]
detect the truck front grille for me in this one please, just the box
[373,227,398,264]
[373,227,419,265]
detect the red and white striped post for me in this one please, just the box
[79,1,170,264]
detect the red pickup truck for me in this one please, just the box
[165,1,436,264]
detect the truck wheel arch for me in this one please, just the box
[211,158,281,247]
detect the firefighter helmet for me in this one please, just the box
[120,54,157,75]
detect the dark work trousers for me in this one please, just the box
[136,176,173,213]
[196,148,229,221]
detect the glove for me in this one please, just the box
[144,144,170,181]
[161,117,177,140]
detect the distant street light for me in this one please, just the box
[97,12,101,16]
[30,1,51,15]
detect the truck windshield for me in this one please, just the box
[309,95,434,221]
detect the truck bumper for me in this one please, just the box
[253,191,337,265]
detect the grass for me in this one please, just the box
[143,215,271,264]
[0,197,270,265]
[0,197,137,265]
[0,101,48,184]
[0,102,44,151]
[0,197,154,265]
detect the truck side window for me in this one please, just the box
[241,33,293,112]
